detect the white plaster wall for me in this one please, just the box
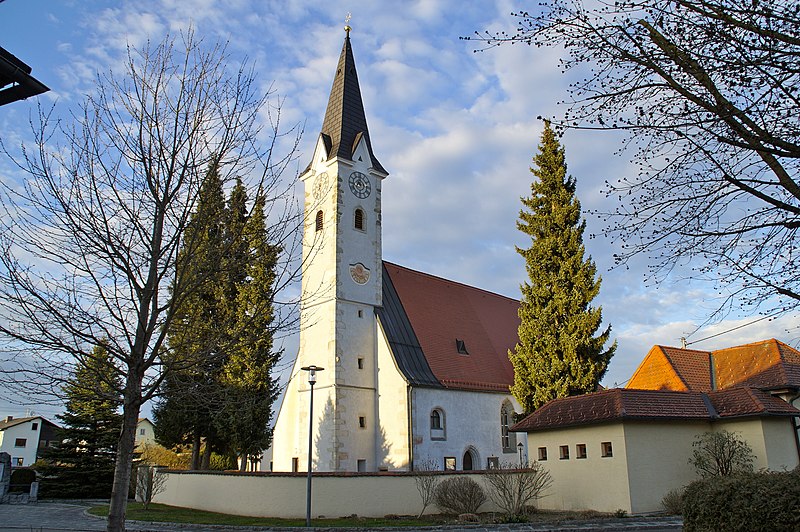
[155,471,505,518]
[0,420,42,466]
[623,421,707,514]
[411,388,526,471]
[376,317,411,470]
[718,417,799,472]
[526,424,631,513]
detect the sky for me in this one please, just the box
[1,0,798,420]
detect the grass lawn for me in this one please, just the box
[88,503,445,527]
[89,503,624,528]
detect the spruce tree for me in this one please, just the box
[36,345,123,498]
[153,162,227,469]
[215,187,281,470]
[510,122,616,413]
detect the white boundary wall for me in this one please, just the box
[155,471,507,518]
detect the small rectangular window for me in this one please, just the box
[31,423,38,430]
[13,457,23,466]
[14,438,26,448]
[538,447,548,461]
[292,457,299,472]
[576,444,587,459]
[139,428,146,435]
[357,309,363,318]
[357,459,366,472]
[601,441,613,458]
[357,357,364,369]
[359,416,366,428]
[559,445,569,460]
[444,457,456,470]
[487,457,499,469]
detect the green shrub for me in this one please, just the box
[683,469,800,531]
[661,487,684,515]
[434,476,486,515]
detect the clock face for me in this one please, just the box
[313,172,329,200]
[348,171,371,199]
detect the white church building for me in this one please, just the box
[269,28,526,473]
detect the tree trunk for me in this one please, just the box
[106,384,142,532]
[239,453,247,472]
[201,441,211,470]
[191,432,201,470]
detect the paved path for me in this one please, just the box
[0,502,682,532]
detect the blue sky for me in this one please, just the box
[1,0,797,419]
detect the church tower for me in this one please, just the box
[270,25,388,472]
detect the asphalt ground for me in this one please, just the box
[0,502,683,532]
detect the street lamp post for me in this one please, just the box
[517,442,524,466]
[300,365,323,528]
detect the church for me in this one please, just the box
[268,27,526,473]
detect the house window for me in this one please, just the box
[31,423,38,430]
[13,457,23,466]
[315,210,324,232]
[292,457,299,472]
[487,457,499,469]
[538,447,548,461]
[444,457,456,470]
[501,401,517,452]
[354,208,365,230]
[430,408,445,440]
[359,416,366,428]
[576,444,587,459]
[14,438,26,448]
[559,445,570,460]
[601,441,613,458]
[357,459,367,472]
[139,428,146,436]
[357,357,364,369]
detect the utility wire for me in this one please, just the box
[686,310,786,347]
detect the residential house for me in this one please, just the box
[0,415,59,467]
[512,338,800,514]
[135,418,155,448]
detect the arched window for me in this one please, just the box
[430,408,445,440]
[315,210,323,232]
[501,401,517,453]
[462,447,478,471]
[354,208,364,230]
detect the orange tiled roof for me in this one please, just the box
[511,387,800,432]
[384,262,518,393]
[627,339,800,392]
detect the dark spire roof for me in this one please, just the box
[319,33,386,174]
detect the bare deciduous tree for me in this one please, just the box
[471,0,800,316]
[412,458,441,518]
[689,430,755,478]
[483,460,553,517]
[0,30,301,532]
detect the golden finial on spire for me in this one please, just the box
[344,12,352,35]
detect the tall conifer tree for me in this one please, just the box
[153,162,227,469]
[36,345,123,498]
[510,122,616,413]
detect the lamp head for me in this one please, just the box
[301,365,324,384]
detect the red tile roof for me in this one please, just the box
[384,262,518,392]
[627,339,800,393]
[512,387,800,432]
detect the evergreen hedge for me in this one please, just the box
[682,469,800,531]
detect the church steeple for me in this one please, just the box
[319,30,386,174]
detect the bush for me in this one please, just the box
[661,487,684,515]
[482,460,552,516]
[689,430,754,478]
[683,469,800,531]
[434,476,486,515]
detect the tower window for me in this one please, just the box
[501,401,517,452]
[354,208,365,230]
[359,416,366,428]
[357,357,364,369]
[315,210,323,232]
